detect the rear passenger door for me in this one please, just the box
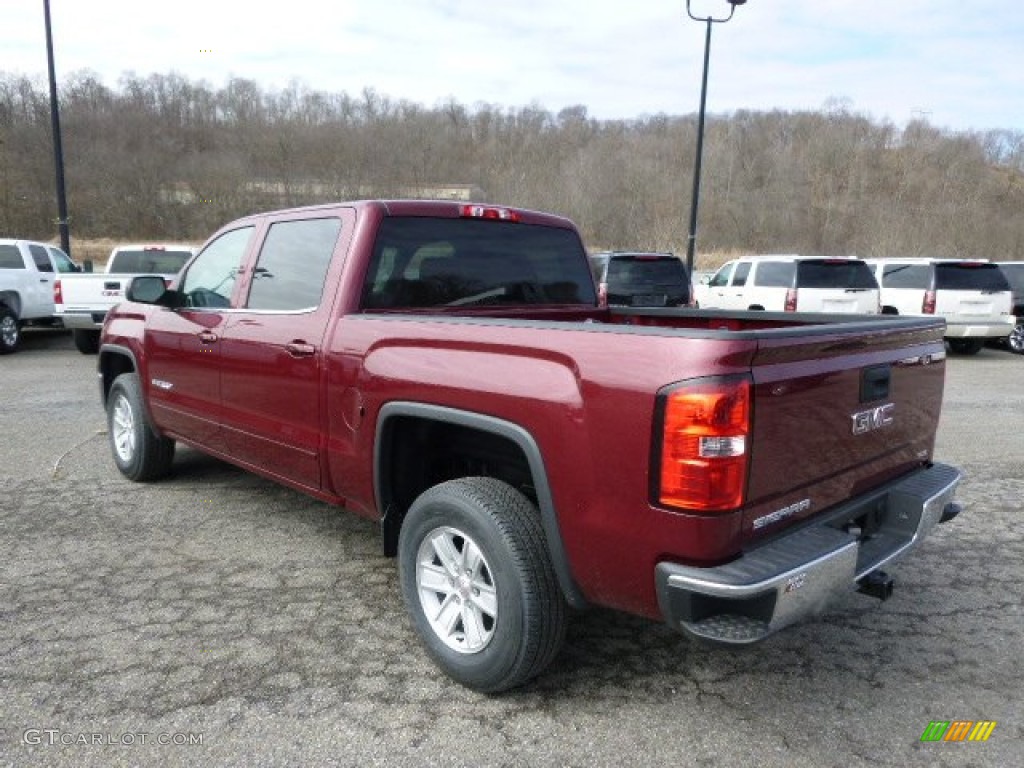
[26,244,57,317]
[219,211,351,491]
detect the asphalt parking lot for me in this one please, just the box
[2,329,1021,768]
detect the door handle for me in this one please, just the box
[286,341,316,357]
[198,331,219,344]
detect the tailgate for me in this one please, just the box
[742,317,946,541]
[58,274,127,311]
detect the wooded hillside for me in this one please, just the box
[2,71,1023,264]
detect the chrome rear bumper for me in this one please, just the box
[655,463,962,643]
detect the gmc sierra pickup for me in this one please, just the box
[98,200,963,692]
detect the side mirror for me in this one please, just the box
[126,275,170,304]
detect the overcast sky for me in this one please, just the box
[5,0,1023,134]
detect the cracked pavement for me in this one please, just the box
[2,330,1021,767]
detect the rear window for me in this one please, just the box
[606,256,689,293]
[934,263,1010,292]
[881,263,931,289]
[796,260,878,289]
[109,248,193,274]
[362,217,597,309]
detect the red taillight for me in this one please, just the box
[54,279,63,305]
[657,376,751,512]
[460,204,519,222]
[922,289,936,314]
[784,288,798,312]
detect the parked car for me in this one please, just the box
[866,258,1016,355]
[995,261,1024,354]
[588,251,692,307]
[693,255,880,314]
[98,199,961,691]
[0,238,81,353]
[54,243,196,354]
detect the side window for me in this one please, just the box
[49,248,79,273]
[29,244,53,273]
[732,261,751,287]
[754,261,796,287]
[709,262,734,288]
[882,264,931,289]
[180,227,255,308]
[245,218,342,311]
[0,244,24,269]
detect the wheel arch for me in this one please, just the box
[98,344,139,405]
[0,291,22,317]
[374,401,587,609]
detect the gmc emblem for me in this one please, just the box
[851,403,895,435]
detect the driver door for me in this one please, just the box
[144,226,256,451]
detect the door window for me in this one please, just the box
[732,262,751,287]
[29,244,53,273]
[180,227,255,308]
[709,262,735,288]
[245,218,341,311]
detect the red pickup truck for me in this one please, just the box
[99,200,962,692]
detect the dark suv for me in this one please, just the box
[996,262,1024,354]
[589,251,691,308]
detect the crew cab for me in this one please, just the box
[55,243,196,354]
[0,238,80,353]
[867,258,1016,355]
[98,200,962,692]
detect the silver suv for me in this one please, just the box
[867,258,1016,355]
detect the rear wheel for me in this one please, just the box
[72,329,100,355]
[107,372,175,481]
[1008,322,1024,355]
[947,338,985,355]
[0,306,20,354]
[398,477,567,693]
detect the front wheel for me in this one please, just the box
[107,372,175,481]
[1008,322,1024,355]
[0,306,20,354]
[398,477,567,693]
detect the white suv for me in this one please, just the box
[867,258,1016,355]
[694,255,880,314]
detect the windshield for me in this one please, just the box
[934,263,1010,291]
[796,260,878,289]
[109,249,193,274]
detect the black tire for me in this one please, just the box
[947,338,985,356]
[398,477,567,693]
[106,372,175,481]
[1008,322,1024,355]
[0,306,20,354]
[72,329,101,355]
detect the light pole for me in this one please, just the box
[684,0,746,276]
[44,0,71,257]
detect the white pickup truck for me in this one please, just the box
[0,238,82,354]
[54,243,196,353]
